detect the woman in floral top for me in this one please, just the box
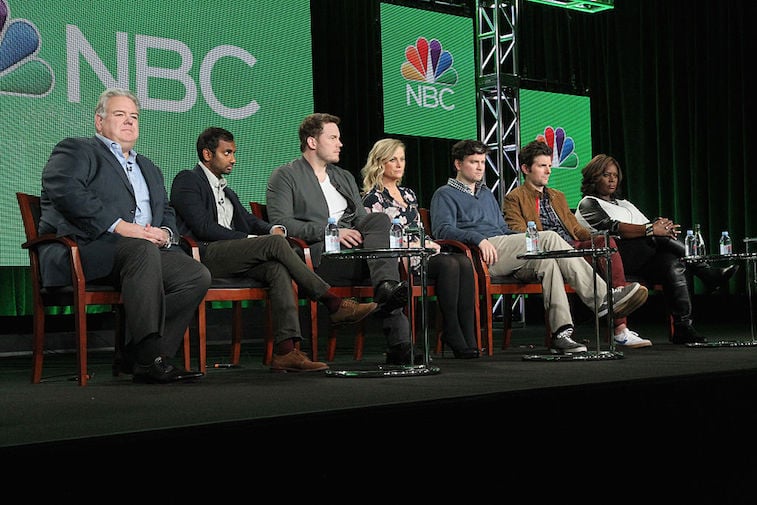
[361,138,479,358]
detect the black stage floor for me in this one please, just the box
[2,295,756,502]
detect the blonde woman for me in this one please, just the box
[361,139,479,358]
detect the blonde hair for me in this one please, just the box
[361,138,405,194]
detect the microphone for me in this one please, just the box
[126,161,133,172]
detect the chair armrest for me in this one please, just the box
[22,233,87,290]
[179,235,202,261]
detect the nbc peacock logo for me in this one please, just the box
[401,36,458,86]
[0,0,54,97]
[536,126,579,170]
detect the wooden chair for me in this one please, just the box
[181,235,278,373]
[17,192,196,385]
[17,192,123,386]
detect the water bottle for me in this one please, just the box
[324,216,340,253]
[684,229,697,256]
[694,223,706,257]
[719,230,733,255]
[389,218,404,248]
[525,220,539,253]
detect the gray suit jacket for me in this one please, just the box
[38,136,178,286]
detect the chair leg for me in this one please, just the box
[263,302,274,366]
[327,327,338,361]
[230,301,243,365]
[501,296,514,350]
[182,327,191,371]
[74,304,89,386]
[112,307,126,377]
[196,301,208,374]
[31,308,46,384]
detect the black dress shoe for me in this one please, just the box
[385,342,426,365]
[374,280,408,313]
[132,357,204,384]
[441,334,480,359]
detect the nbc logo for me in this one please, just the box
[537,126,579,170]
[0,0,55,97]
[402,36,457,111]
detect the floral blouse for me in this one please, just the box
[363,185,433,270]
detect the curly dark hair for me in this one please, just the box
[580,154,624,199]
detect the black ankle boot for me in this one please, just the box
[671,323,707,344]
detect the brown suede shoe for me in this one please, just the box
[329,298,378,325]
[270,349,329,373]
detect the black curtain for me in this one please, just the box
[310,0,755,264]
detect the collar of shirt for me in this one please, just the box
[447,177,485,196]
[96,133,136,171]
[200,162,233,228]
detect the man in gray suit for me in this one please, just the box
[266,113,418,365]
[39,88,210,384]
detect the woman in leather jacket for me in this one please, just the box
[575,154,737,345]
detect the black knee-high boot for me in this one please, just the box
[665,262,707,344]
[688,262,739,293]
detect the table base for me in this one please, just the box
[685,340,757,348]
[522,350,624,361]
[325,364,441,378]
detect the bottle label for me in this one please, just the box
[526,236,538,253]
[325,229,340,253]
[720,243,732,255]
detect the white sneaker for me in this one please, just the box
[614,328,652,349]
[550,326,588,354]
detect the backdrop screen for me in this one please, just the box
[0,0,313,266]
[380,2,477,140]
[519,88,592,208]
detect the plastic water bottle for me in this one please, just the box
[525,220,539,253]
[389,218,404,248]
[685,229,697,256]
[719,230,732,255]
[694,223,707,257]
[324,216,340,253]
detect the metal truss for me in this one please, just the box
[475,0,521,203]
[476,0,526,323]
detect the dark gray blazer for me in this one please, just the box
[38,136,179,286]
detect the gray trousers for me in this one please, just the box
[110,237,211,357]
[203,235,332,344]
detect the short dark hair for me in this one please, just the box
[196,127,234,161]
[518,140,552,168]
[298,113,340,152]
[451,139,488,162]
